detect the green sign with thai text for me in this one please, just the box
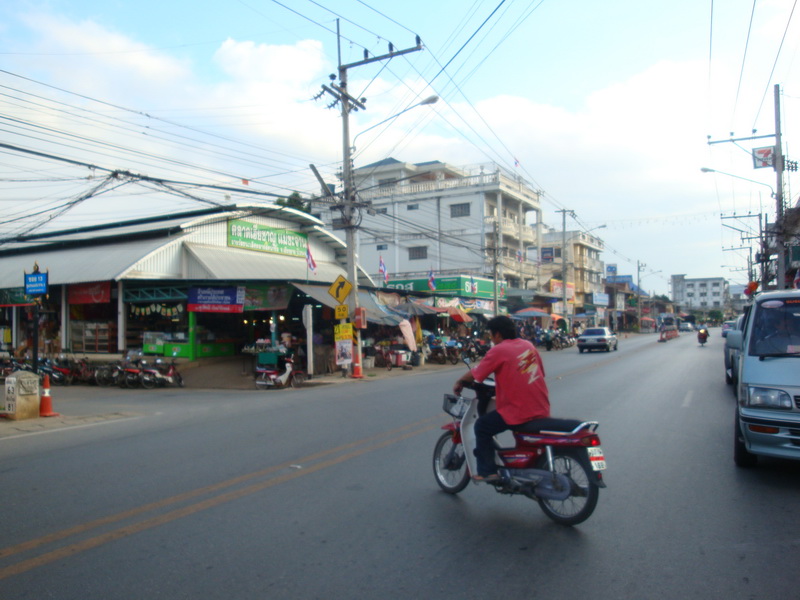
[385,276,504,299]
[227,219,308,258]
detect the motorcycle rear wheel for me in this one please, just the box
[432,432,470,494]
[535,450,599,526]
[448,350,459,365]
[436,351,446,365]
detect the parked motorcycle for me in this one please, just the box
[432,361,607,526]
[255,355,306,390]
[426,337,447,365]
[152,357,184,387]
[444,339,463,364]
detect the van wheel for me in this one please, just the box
[734,416,757,468]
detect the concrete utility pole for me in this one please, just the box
[637,260,645,327]
[707,83,788,289]
[773,84,786,289]
[321,21,421,374]
[557,209,575,330]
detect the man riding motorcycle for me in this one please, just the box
[453,315,550,482]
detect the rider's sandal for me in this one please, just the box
[472,474,501,483]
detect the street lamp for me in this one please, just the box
[352,95,439,152]
[700,167,775,197]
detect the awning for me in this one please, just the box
[0,236,172,286]
[292,283,402,326]
[185,243,346,283]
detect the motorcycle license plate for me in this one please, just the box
[587,447,606,471]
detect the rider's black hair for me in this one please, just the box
[486,315,518,340]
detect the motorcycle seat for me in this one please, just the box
[512,417,584,434]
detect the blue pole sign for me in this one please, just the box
[24,272,48,296]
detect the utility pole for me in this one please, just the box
[637,260,645,328]
[493,220,500,315]
[708,84,789,289]
[557,209,575,330]
[320,22,421,375]
[773,84,786,289]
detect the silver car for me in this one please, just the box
[577,327,618,353]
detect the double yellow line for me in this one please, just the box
[0,416,443,580]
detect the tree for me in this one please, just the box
[275,192,310,214]
[708,309,723,323]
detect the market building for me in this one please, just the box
[0,202,400,366]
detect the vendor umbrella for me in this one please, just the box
[434,306,473,323]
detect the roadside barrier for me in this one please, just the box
[39,374,60,417]
[658,327,679,343]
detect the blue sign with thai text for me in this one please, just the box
[24,272,48,295]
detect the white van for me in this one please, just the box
[726,289,800,467]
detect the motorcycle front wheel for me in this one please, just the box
[447,350,459,365]
[290,372,306,388]
[432,432,470,494]
[535,450,599,526]
[436,351,447,365]
[140,373,158,389]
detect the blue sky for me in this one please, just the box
[1,0,798,297]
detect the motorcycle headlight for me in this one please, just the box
[746,387,793,409]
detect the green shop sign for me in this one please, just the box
[227,219,308,258]
[386,276,504,299]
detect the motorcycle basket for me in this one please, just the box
[442,394,468,418]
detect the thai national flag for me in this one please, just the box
[794,269,800,289]
[378,256,388,284]
[469,275,477,293]
[516,249,523,262]
[306,247,317,272]
[428,268,436,291]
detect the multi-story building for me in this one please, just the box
[671,274,730,314]
[539,228,606,318]
[322,159,544,298]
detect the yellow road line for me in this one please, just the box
[0,417,442,579]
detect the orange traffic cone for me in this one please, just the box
[39,374,60,417]
[351,347,364,379]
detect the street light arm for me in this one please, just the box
[352,96,438,150]
[701,167,775,197]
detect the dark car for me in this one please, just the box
[721,320,736,338]
[577,327,618,353]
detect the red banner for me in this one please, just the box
[68,281,111,304]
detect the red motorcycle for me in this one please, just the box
[433,364,607,526]
[255,356,306,390]
[697,328,709,347]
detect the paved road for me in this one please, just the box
[2,331,799,599]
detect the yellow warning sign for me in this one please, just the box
[335,304,349,320]
[328,275,352,304]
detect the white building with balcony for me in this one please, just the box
[321,158,543,291]
[671,274,730,314]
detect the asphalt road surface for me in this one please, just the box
[2,330,799,599]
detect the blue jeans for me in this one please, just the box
[474,410,509,477]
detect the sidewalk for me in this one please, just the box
[0,357,458,439]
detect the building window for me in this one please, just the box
[376,208,388,214]
[408,246,427,260]
[379,178,397,187]
[407,203,419,210]
[376,244,388,251]
[687,292,694,297]
[687,283,694,287]
[450,203,470,218]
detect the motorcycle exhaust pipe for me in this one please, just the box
[502,468,573,501]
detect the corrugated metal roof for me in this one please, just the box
[0,236,175,286]
[293,283,402,326]
[185,243,346,283]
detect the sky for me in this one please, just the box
[0,0,798,298]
